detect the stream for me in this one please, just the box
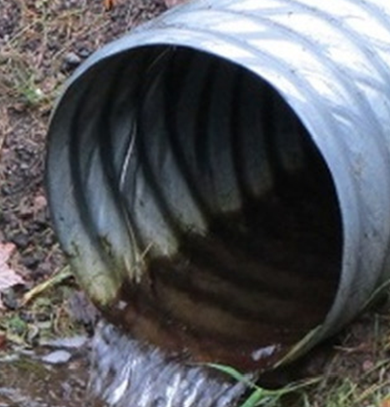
[0,323,248,407]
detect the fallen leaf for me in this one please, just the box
[103,0,115,10]
[0,242,25,309]
[381,397,390,407]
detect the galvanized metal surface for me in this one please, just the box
[47,0,390,369]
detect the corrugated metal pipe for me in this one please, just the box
[46,0,390,373]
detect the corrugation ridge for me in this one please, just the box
[97,59,133,206]
[171,6,385,143]
[169,51,216,216]
[95,61,139,269]
[164,51,240,216]
[233,72,275,199]
[268,0,390,174]
[333,0,390,39]
[145,24,354,182]
[204,58,243,213]
[283,0,390,123]
[111,55,147,185]
[133,53,185,244]
[69,83,107,254]
[152,266,324,324]
[192,56,221,213]
[165,10,390,230]
[162,49,212,221]
[280,0,390,237]
[142,49,215,228]
[118,50,177,254]
[229,67,253,205]
[141,25,358,329]
[170,0,390,132]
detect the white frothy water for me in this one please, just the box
[88,322,249,407]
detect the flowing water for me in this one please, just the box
[89,322,249,407]
[0,326,248,407]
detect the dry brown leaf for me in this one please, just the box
[103,0,116,10]
[0,242,25,309]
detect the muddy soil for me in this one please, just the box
[0,337,97,407]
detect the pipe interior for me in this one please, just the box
[73,45,343,371]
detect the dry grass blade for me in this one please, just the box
[22,266,73,306]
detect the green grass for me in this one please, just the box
[208,363,319,407]
[208,337,390,407]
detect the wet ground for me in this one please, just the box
[0,336,100,407]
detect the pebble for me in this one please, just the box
[61,52,82,72]
[41,350,72,364]
[41,335,88,349]
[77,47,91,59]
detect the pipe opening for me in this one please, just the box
[57,45,343,371]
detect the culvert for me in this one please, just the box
[46,0,390,373]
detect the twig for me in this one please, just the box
[21,265,73,306]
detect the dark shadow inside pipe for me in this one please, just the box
[72,45,343,372]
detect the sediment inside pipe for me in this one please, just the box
[58,45,343,372]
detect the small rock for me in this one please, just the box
[64,51,81,65]
[61,52,82,73]
[77,47,91,59]
[41,350,72,364]
[41,335,88,349]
